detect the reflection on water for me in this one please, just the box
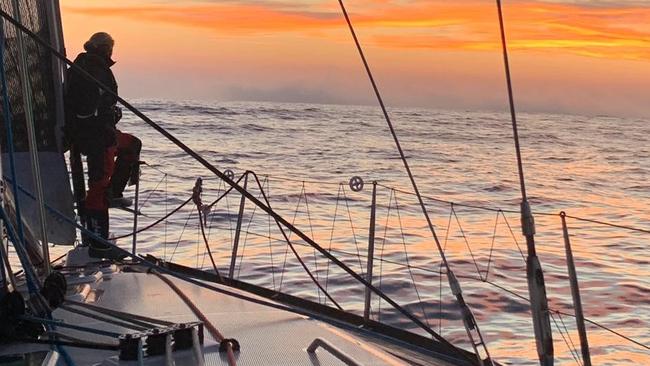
[48,100,649,365]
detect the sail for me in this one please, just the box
[0,0,75,245]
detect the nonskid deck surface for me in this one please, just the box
[48,270,456,365]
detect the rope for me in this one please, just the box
[113,196,192,240]
[151,271,237,366]
[196,204,223,281]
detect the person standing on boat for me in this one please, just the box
[64,32,141,259]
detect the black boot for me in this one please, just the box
[85,209,126,261]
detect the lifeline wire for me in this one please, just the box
[14,176,650,354]
[335,0,491,361]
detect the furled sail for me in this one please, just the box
[0,0,75,245]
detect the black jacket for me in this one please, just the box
[64,52,118,153]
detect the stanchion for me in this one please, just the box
[363,181,377,324]
[560,212,591,366]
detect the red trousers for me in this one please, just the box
[85,130,141,211]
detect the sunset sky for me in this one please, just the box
[60,0,650,117]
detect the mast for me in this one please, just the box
[494,1,554,365]
[10,0,51,275]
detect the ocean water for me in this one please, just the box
[60,100,649,365]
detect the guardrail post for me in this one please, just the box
[131,163,142,255]
[560,212,591,366]
[229,172,248,278]
[363,181,377,324]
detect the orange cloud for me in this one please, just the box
[63,1,650,61]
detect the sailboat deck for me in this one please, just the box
[47,270,459,365]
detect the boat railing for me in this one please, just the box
[99,164,650,365]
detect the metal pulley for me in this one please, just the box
[223,169,235,181]
[349,176,364,192]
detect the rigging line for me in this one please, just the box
[266,175,343,186]
[493,1,554,361]
[10,0,50,274]
[495,0,527,199]
[557,311,583,366]
[142,162,170,176]
[563,214,650,235]
[201,179,225,269]
[200,202,218,270]
[58,304,150,332]
[20,315,122,338]
[168,209,195,263]
[0,20,31,291]
[65,300,175,326]
[2,16,464,355]
[334,5,491,358]
[500,210,527,262]
[302,181,323,303]
[451,206,483,280]
[236,176,268,279]
[324,184,343,296]
[19,338,119,352]
[264,178,277,291]
[485,211,501,281]
[440,204,454,334]
[553,310,650,351]
[164,174,168,260]
[137,173,167,211]
[197,203,223,282]
[340,185,364,274]
[394,192,432,328]
[113,196,192,240]
[550,313,583,366]
[206,173,246,209]
[376,183,518,215]
[336,0,454,273]
[377,188,393,322]
[224,184,235,252]
[248,172,343,311]
[277,183,305,291]
[142,259,482,366]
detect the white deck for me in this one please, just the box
[49,270,458,365]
